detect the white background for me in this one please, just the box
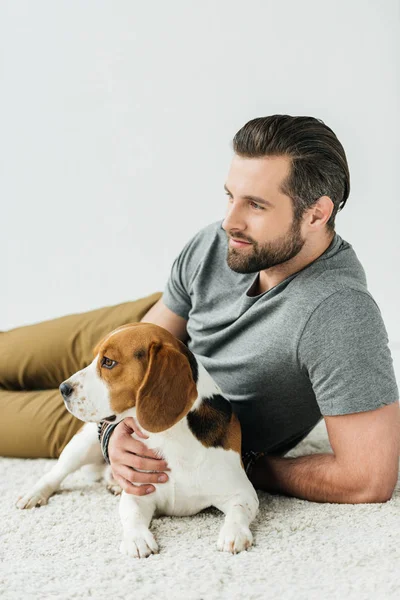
[1,1,399,378]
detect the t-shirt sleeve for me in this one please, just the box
[297,289,399,416]
[162,230,203,320]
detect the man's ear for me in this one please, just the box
[136,342,198,433]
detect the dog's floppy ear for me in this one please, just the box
[136,342,198,433]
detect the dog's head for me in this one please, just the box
[59,322,198,433]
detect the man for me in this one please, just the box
[100,114,399,504]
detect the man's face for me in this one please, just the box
[221,154,306,273]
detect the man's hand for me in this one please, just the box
[108,417,170,496]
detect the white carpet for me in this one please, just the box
[1,419,399,600]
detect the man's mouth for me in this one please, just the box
[230,238,252,247]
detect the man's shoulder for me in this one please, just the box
[294,277,378,330]
[182,219,226,259]
[294,233,369,305]
[286,238,380,339]
[193,219,225,242]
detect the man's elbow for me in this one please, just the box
[354,480,397,504]
[346,456,399,504]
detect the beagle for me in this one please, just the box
[16,322,259,558]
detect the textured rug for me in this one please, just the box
[1,419,399,600]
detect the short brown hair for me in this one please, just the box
[232,115,350,232]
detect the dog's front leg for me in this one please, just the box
[16,423,103,509]
[214,490,259,554]
[119,491,158,559]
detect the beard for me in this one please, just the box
[226,215,306,274]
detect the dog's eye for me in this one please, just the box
[101,357,116,369]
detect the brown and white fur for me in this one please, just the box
[16,322,259,558]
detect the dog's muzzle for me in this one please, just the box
[59,382,73,403]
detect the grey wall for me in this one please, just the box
[1,0,399,376]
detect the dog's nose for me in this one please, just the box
[59,382,74,401]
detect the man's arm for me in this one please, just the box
[249,401,400,504]
[140,296,189,343]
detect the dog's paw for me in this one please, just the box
[120,529,159,559]
[15,484,55,510]
[107,483,122,496]
[217,523,253,554]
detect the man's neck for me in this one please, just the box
[257,232,336,294]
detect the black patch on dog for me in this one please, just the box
[187,394,232,448]
[178,343,199,384]
[104,415,116,422]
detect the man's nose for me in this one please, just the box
[59,382,74,402]
[222,202,246,232]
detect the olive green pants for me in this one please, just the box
[0,291,162,459]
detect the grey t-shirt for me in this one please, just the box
[162,219,399,454]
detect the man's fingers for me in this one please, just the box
[114,473,155,496]
[118,465,169,485]
[123,417,148,438]
[126,437,164,461]
[127,453,170,472]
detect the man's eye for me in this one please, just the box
[224,191,264,210]
[101,357,116,369]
